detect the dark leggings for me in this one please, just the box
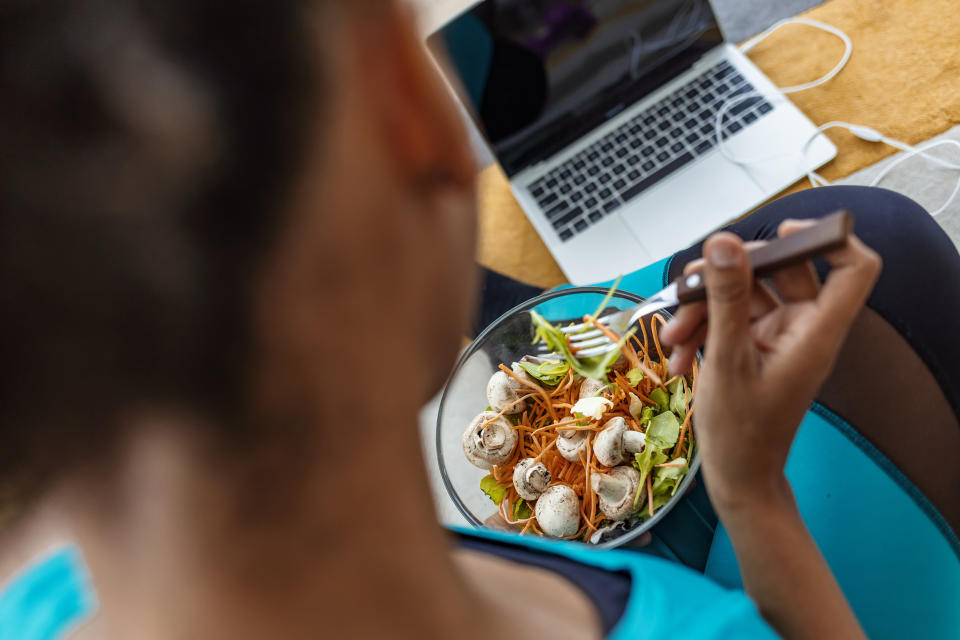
[477,186,960,542]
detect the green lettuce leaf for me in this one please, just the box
[649,388,670,413]
[652,459,688,499]
[480,475,507,506]
[529,310,634,381]
[512,498,533,521]
[626,367,644,387]
[647,410,681,450]
[631,444,667,508]
[517,359,570,387]
[668,377,687,419]
[639,405,655,427]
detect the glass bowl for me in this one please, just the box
[436,286,701,549]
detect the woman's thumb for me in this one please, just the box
[703,232,752,361]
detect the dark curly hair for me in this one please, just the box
[0,0,322,515]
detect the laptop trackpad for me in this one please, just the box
[618,158,765,262]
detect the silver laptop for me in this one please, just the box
[429,0,836,284]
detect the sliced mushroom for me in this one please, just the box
[512,458,551,501]
[578,377,608,400]
[593,417,646,467]
[462,411,518,470]
[485,364,529,414]
[590,465,641,520]
[557,429,589,461]
[535,485,580,538]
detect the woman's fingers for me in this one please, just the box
[667,325,707,376]
[770,220,821,302]
[660,301,706,346]
[806,234,882,348]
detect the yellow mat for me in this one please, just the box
[475,0,960,288]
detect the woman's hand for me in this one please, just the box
[661,220,882,513]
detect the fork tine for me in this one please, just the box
[559,322,589,334]
[573,343,620,358]
[567,328,604,344]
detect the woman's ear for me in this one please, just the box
[352,2,476,192]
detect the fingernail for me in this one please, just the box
[706,239,742,268]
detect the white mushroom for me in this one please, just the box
[593,417,646,467]
[557,429,589,462]
[535,485,580,538]
[462,411,518,470]
[578,377,608,400]
[486,364,529,414]
[512,458,551,501]
[590,465,642,520]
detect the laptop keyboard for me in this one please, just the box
[527,60,774,242]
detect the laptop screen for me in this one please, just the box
[429,0,723,177]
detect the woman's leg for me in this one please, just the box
[667,186,960,532]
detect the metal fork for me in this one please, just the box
[537,210,853,359]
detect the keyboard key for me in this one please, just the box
[559,183,571,194]
[629,124,642,134]
[554,207,583,228]
[613,164,626,175]
[758,101,773,114]
[716,65,733,79]
[540,192,558,206]
[587,165,600,176]
[602,156,615,167]
[616,147,629,158]
[672,111,685,122]
[685,133,699,144]
[716,84,730,94]
[571,191,584,202]
[584,197,598,208]
[585,183,598,193]
[615,134,628,143]
[598,173,611,184]
[685,89,699,100]
[695,140,714,154]
[587,151,599,161]
[687,102,701,113]
[560,169,571,179]
[545,202,568,219]
[743,112,758,124]
[700,124,714,136]
[573,174,586,185]
[670,128,683,138]
[621,152,696,202]
[643,115,656,126]
[613,178,626,190]
[628,169,641,180]
[730,97,760,115]
[655,136,669,147]
[644,130,657,140]
[658,121,671,131]
[699,107,715,121]
[603,200,621,213]
[599,187,612,199]
[627,155,641,165]
[728,121,742,133]
[531,186,544,198]
[559,228,573,241]
[601,142,613,152]
[702,91,715,103]
[641,160,655,171]
[641,146,655,157]
[671,142,684,153]
[657,106,670,117]
[546,178,558,188]
[671,97,683,108]
[573,159,585,170]
[589,211,603,222]
[574,219,589,232]
[728,72,746,86]
[629,138,643,149]
[656,151,669,162]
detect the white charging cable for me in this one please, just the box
[714,17,960,217]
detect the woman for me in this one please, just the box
[0,1,957,638]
